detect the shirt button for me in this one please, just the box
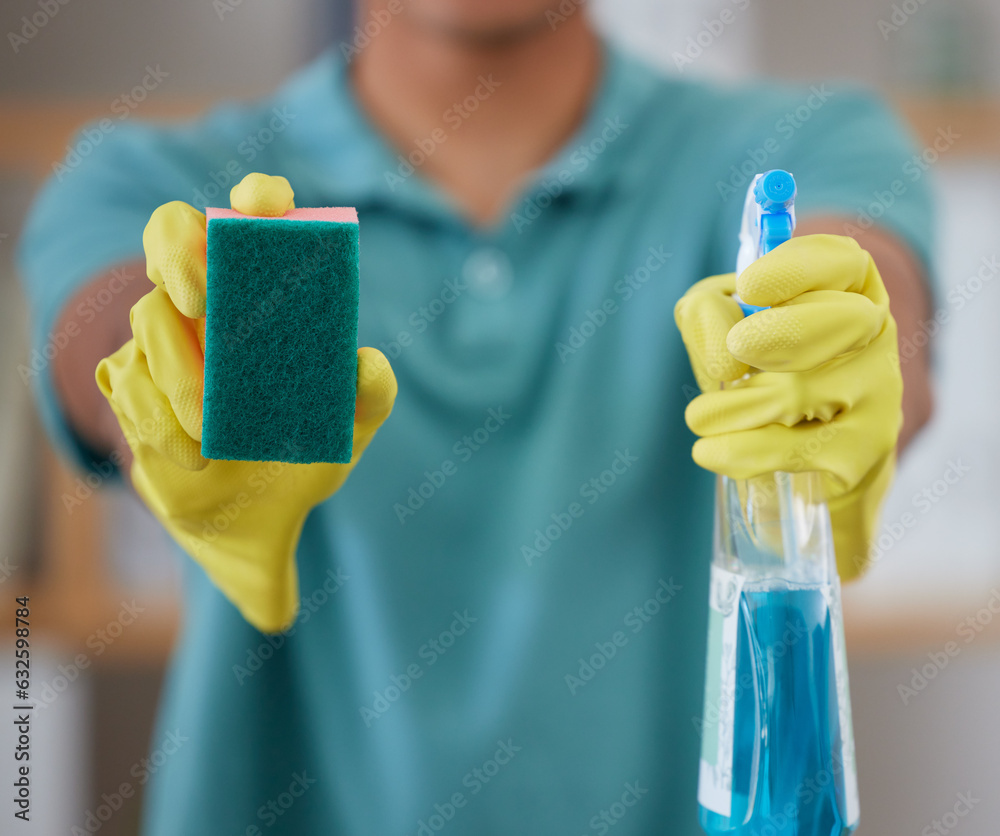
[462,247,513,300]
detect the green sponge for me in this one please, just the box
[203,207,359,464]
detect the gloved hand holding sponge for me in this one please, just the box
[97,173,397,633]
[675,233,903,578]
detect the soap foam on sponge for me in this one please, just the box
[203,207,359,464]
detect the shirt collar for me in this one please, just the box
[281,38,662,223]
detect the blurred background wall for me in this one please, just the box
[0,1,998,834]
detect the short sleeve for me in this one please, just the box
[709,84,936,294]
[781,86,936,283]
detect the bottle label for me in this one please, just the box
[697,565,744,817]
[824,579,861,825]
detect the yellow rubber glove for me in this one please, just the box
[674,234,902,578]
[97,173,397,633]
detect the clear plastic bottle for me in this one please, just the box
[697,172,860,836]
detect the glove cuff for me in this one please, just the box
[827,451,896,580]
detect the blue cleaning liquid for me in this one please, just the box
[699,582,856,836]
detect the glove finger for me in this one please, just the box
[96,346,141,455]
[130,287,205,442]
[687,373,818,437]
[143,201,207,318]
[692,404,893,496]
[229,173,295,217]
[726,290,885,371]
[96,340,207,471]
[685,343,882,437]
[351,347,398,460]
[674,273,750,389]
[737,234,886,307]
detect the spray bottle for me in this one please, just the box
[697,170,860,836]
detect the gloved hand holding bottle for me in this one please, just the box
[674,230,903,576]
[96,173,397,634]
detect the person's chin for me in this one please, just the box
[403,0,562,45]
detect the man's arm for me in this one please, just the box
[51,259,148,467]
[796,219,934,452]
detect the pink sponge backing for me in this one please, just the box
[206,207,359,224]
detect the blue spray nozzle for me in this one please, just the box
[737,300,769,317]
[735,170,797,317]
[753,169,796,212]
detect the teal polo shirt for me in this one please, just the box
[19,41,932,836]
